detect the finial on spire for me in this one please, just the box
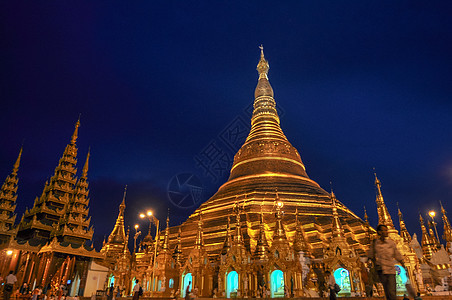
[82,148,90,178]
[330,181,335,198]
[71,116,81,144]
[257,44,270,79]
[121,185,127,207]
[374,170,380,185]
[363,206,369,223]
[13,146,23,174]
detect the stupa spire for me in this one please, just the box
[106,187,127,244]
[363,206,372,244]
[233,200,244,245]
[124,228,130,255]
[374,173,395,229]
[331,190,345,238]
[363,206,369,224]
[440,202,452,243]
[427,219,440,248]
[162,213,170,252]
[173,226,183,265]
[195,212,204,249]
[272,190,288,244]
[419,213,435,259]
[253,203,269,260]
[293,208,309,253]
[221,216,232,255]
[397,203,411,243]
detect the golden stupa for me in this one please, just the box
[175,47,369,260]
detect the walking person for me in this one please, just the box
[132,280,141,300]
[368,224,405,300]
[184,282,191,300]
[325,270,337,300]
[106,283,114,300]
[3,271,17,300]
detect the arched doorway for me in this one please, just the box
[270,270,284,298]
[182,273,192,298]
[131,277,137,296]
[109,275,115,286]
[334,268,351,295]
[226,271,238,298]
[395,264,408,295]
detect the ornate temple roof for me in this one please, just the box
[101,187,130,263]
[15,119,96,248]
[0,147,22,246]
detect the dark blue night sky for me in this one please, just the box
[1,1,452,249]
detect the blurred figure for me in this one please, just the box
[4,271,17,300]
[368,224,405,300]
[132,280,140,300]
[325,270,337,300]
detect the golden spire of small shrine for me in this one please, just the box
[440,201,452,243]
[427,219,440,248]
[233,199,244,245]
[374,173,395,229]
[272,190,288,244]
[253,202,269,260]
[162,213,170,252]
[363,206,369,224]
[293,207,309,253]
[397,203,411,243]
[106,186,127,244]
[363,206,372,243]
[124,228,130,255]
[195,211,204,249]
[173,226,183,264]
[331,189,345,238]
[221,216,232,255]
[419,213,435,259]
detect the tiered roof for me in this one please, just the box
[101,187,129,264]
[0,147,22,246]
[54,150,93,244]
[16,119,95,247]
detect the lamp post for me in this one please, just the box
[429,210,440,245]
[134,224,141,253]
[140,210,160,294]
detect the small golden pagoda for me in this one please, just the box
[100,187,132,292]
[441,202,452,250]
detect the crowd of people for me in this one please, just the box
[1,274,70,300]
